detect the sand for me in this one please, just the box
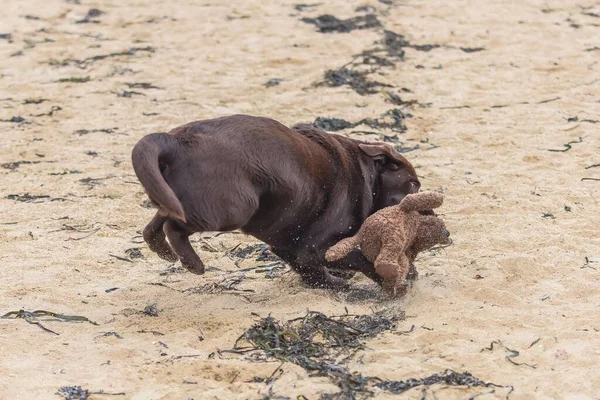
[1,0,599,399]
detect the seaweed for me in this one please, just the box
[99,331,123,339]
[49,169,81,176]
[31,105,62,117]
[63,223,102,241]
[109,254,133,263]
[231,311,511,398]
[74,128,117,135]
[380,30,409,59]
[1,160,42,171]
[229,311,397,397]
[142,303,159,317]
[230,243,280,263]
[22,37,55,50]
[383,92,427,107]
[377,31,439,60]
[158,265,188,276]
[184,276,255,295]
[57,77,90,83]
[23,98,48,104]
[382,136,420,153]
[536,97,560,104]
[374,370,511,395]
[2,309,97,335]
[116,90,145,98]
[57,386,125,399]
[79,176,113,189]
[306,109,410,144]
[125,248,144,259]
[323,68,391,95]
[482,340,537,369]
[313,117,354,131]
[358,108,408,133]
[125,82,162,89]
[80,46,155,65]
[460,47,486,53]
[232,311,397,362]
[318,30,440,96]
[57,386,89,400]
[302,14,381,33]
[5,193,69,203]
[0,116,26,123]
[76,8,104,24]
[294,3,320,12]
[54,47,155,68]
[547,137,583,152]
[582,8,600,18]
[265,78,282,88]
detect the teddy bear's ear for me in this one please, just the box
[399,192,444,212]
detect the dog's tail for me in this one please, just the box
[399,192,444,213]
[131,133,186,222]
[325,236,360,262]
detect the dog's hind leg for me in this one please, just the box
[143,212,178,262]
[163,219,205,274]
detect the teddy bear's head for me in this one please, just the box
[413,215,451,253]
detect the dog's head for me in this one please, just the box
[359,142,420,210]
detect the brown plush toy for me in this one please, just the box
[325,191,451,296]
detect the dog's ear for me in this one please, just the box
[359,142,391,162]
[359,142,411,166]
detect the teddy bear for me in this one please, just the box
[325,191,451,296]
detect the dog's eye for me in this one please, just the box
[387,163,400,171]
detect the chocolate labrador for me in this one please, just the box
[132,114,421,289]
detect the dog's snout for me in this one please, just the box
[445,230,451,237]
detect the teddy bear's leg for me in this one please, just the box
[373,243,404,282]
[383,254,411,297]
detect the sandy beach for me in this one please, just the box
[1,0,599,398]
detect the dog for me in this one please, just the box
[132,114,422,289]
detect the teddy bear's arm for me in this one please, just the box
[325,235,360,262]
